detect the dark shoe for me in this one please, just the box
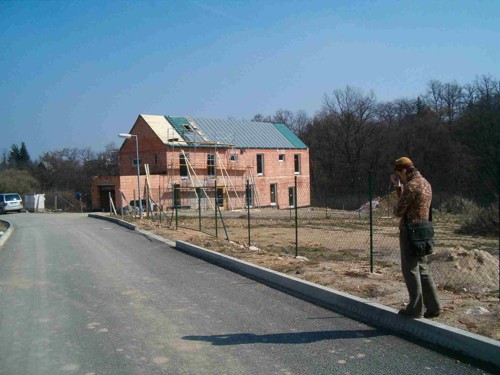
[398,309,423,318]
[424,310,441,319]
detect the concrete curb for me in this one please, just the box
[0,219,13,249]
[88,214,500,369]
[88,213,137,230]
[88,214,176,247]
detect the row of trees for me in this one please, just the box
[0,143,118,206]
[254,75,499,208]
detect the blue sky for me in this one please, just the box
[1,0,498,159]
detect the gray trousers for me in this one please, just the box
[400,229,441,316]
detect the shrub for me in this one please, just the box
[440,196,478,215]
[0,169,40,195]
[456,204,499,237]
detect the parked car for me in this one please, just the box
[0,193,24,214]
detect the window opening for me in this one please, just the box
[207,154,215,176]
[180,153,189,178]
[294,154,301,174]
[288,186,296,208]
[270,184,277,205]
[257,154,264,175]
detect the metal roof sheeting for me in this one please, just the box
[189,117,307,149]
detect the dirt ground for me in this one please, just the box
[133,215,500,341]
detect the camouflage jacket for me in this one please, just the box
[394,170,432,229]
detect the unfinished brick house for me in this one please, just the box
[91,114,310,212]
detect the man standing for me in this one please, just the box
[392,157,441,319]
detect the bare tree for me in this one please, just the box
[272,109,295,126]
[441,82,463,124]
[322,86,378,176]
[425,80,445,120]
[251,114,272,122]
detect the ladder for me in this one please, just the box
[144,164,153,217]
[216,153,244,210]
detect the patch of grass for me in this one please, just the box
[297,246,365,263]
[486,289,499,298]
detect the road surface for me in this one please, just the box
[0,213,491,374]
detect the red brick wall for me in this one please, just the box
[227,148,310,207]
[119,116,168,176]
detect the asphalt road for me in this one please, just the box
[0,213,492,374]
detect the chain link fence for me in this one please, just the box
[117,174,499,298]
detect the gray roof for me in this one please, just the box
[189,117,307,149]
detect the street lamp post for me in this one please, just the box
[118,133,143,218]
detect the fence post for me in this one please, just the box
[132,190,137,219]
[174,183,179,230]
[197,188,201,231]
[246,179,251,246]
[295,175,298,258]
[55,194,58,212]
[146,184,150,219]
[159,187,161,224]
[215,181,218,238]
[369,170,374,273]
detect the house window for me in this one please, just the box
[294,154,301,174]
[207,154,215,177]
[270,184,277,206]
[132,158,141,167]
[256,154,264,175]
[246,186,254,208]
[289,186,296,208]
[153,154,158,165]
[230,153,238,162]
[279,154,285,162]
[180,153,189,178]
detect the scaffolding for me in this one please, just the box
[162,122,260,211]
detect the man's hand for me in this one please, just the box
[391,173,401,188]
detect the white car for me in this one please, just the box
[0,193,23,213]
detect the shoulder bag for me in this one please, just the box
[404,208,435,257]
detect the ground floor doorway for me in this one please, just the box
[99,185,115,212]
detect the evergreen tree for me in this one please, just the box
[8,144,20,168]
[18,142,31,169]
